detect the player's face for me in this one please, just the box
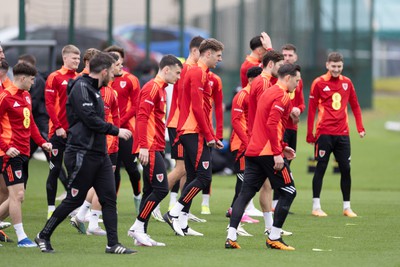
[21,75,35,91]
[282,49,298,64]
[326,61,343,78]
[207,50,222,69]
[103,64,115,86]
[164,65,181,84]
[113,57,123,76]
[271,60,284,77]
[63,52,81,70]
[0,46,5,60]
[287,71,301,93]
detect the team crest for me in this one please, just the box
[120,81,127,88]
[25,96,31,104]
[156,173,164,182]
[319,150,326,158]
[342,83,348,90]
[71,188,79,197]
[202,161,210,169]
[15,170,22,179]
[209,81,214,87]
[52,149,59,156]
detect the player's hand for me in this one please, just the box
[306,133,316,144]
[6,147,20,158]
[359,131,366,138]
[138,148,149,166]
[56,128,67,138]
[41,142,53,152]
[283,146,296,161]
[273,155,284,171]
[206,139,216,148]
[291,107,301,117]
[215,140,224,150]
[118,128,132,140]
[260,32,272,50]
[290,113,300,124]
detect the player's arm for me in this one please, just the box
[212,75,224,140]
[348,82,366,137]
[0,95,11,153]
[266,95,286,156]
[231,91,249,146]
[45,74,62,130]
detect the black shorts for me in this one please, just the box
[0,156,3,172]
[2,155,29,186]
[232,150,245,173]
[49,134,67,158]
[284,129,298,151]
[109,152,118,166]
[243,155,295,191]
[314,135,350,163]
[168,127,184,160]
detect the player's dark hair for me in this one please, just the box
[199,38,224,54]
[89,52,116,74]
[262,50,284,67]
[13,62,37,76]
[246,66,262,79]
[249,35,263,51]
[104,45,125,59]
[327,52,343,63]
[277,63,301,78]
[281,43,297,53]
[159,54,183,70]
[18,54,37,66]
[189,36,205,49]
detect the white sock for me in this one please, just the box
[312,198,321,210]
[76,200,91,221]
[14,223,27,242]
[48,205,55,213]
[88,210,101,230]
[129,220,145,232]
[169,192,178,206]
[269,226,281,240]
[134,194,142,200]
[227,227,237,241]
[179,212,188,229]
[343,201,351,210]
[201,194,210,206]
[263,212,274,229]
[272,200,278,209]
[153,203,161,213]
[169,202,184,217]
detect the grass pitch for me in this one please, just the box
[1,95,400,267]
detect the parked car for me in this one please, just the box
[0,26,161,74]
[114,24,209,57]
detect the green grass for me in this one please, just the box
[374,77,400,93]
[2,95,400,266]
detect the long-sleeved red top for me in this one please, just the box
[110,70,140,132]
[286,79,306,130]
[0,85,46,157]
[177,61,216,143]
[247,71,274,137]
[167,58,197,128]
[45,66,77,138]
[133,75,167,153]
[208,71,224,140]
[101,85,120,154]
[230,85,250,157]
[246,82,292,157]
[240,55,261,88]
[307,72,365,142]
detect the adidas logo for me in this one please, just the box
[62,80,68,85]
[323,86,331,91]
[13,101,20,107]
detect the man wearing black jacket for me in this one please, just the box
[35,52,136,254]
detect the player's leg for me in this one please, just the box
[312,135,332,216]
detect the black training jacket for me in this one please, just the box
[66,74,119,154]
